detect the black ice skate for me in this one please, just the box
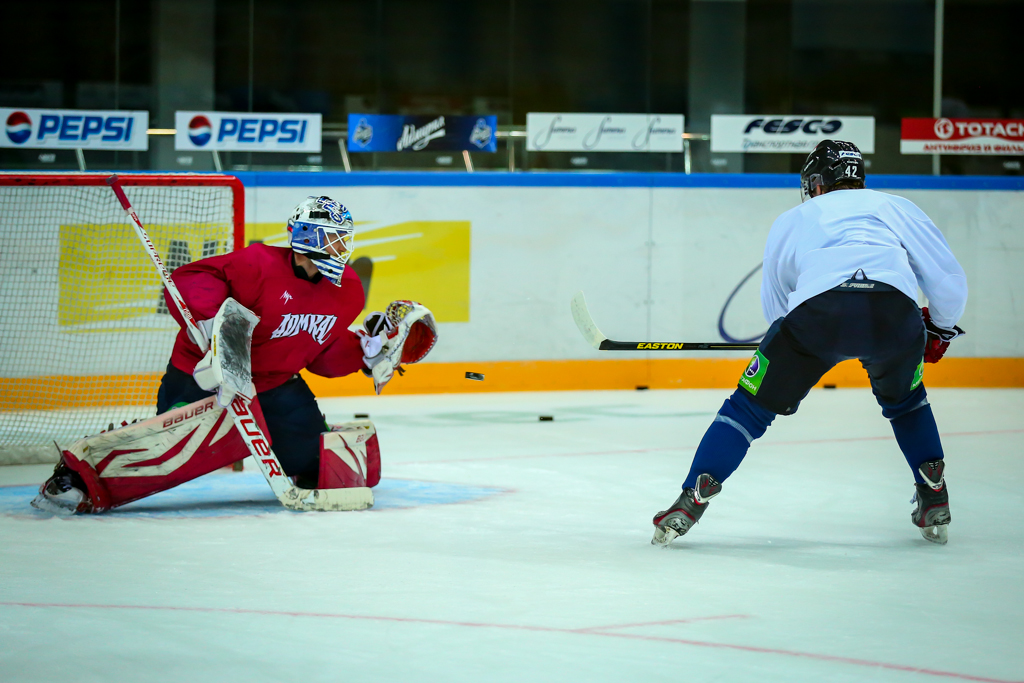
[911,459,950,545]
[651,473,722,546]
[31,459,91,516]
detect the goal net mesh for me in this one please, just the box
[0,179,239,464]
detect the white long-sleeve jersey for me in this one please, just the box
[761,188,967,330]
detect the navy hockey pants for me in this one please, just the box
[682,284,944,488]
[156,364,327,481]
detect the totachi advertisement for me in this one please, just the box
[175,111,322,152]
[901,118,1024,155]
[1,108,149,150]
[711,115,875,154]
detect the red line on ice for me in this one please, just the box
[574,614,750,632]
[0,601,1018,683]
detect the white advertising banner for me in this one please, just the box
[1,108,148,150]
[175,111,322,152]
[526,113,684,152]
[711,115,875,154]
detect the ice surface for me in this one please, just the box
[1,388,1022,683]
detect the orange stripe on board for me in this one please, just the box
[301,357,1024,397]
[0,374,164,411]
[2,358,1021,411]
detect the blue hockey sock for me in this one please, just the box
[882,385,944,483]
[682,390,776,489]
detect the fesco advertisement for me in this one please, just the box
[901,118,1024,155]
[526,113,684,152]
[1,108,149,150]
[174,112,322,152]
[711,116,875,153]
[347,115,497,153]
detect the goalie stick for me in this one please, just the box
[107,175,371,512]
[571,291,759,351]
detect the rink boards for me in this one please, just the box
[242,172,1024,394]
[3,172,1022,401]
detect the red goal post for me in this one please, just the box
[0,173,244,251]
[0,173,245,464]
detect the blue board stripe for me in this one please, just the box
[17,169,1018,191]
[231,170,1024,191]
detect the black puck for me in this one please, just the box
[465,372,485,381]
[636,385,649,391]
[539,415,554,422]
[822,384,837,390]
[354,413,369,418]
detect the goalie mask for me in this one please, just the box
[800,139,865,202]
[287,196,355,286]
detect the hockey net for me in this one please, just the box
[0,173,244,465]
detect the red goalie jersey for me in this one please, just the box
[165,243,366,392]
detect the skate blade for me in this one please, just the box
[30,493,80,517]
[651,525,679,547]
[919,524,948,545]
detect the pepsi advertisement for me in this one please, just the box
[175,111,322,152]
[347,114,497,153]
[1,108,149,150]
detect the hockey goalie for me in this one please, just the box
[33,194,437,515]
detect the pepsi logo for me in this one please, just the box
[6,111,31,145]
[188,115,212,146]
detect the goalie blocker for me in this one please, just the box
[34,398,379,514]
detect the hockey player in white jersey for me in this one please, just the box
[652,139,967,546]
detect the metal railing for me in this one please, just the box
[138,124,709,174]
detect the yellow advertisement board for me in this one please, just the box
[58,222,231,332]
[245,220,470,324]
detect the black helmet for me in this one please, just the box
[800,140,865,202]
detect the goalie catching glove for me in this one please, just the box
[358,300,438,394]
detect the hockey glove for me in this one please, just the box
[357,311,395,362]
[193,349,237,407]
[922,307,964,364]
[187,318,215,350]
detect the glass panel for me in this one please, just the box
[0,0,1020,175]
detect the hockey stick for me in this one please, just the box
[571,291,759,351]
[107,175,371,511]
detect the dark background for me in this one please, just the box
[1,0,1020,173]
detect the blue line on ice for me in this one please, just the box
[0,473,505,519]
